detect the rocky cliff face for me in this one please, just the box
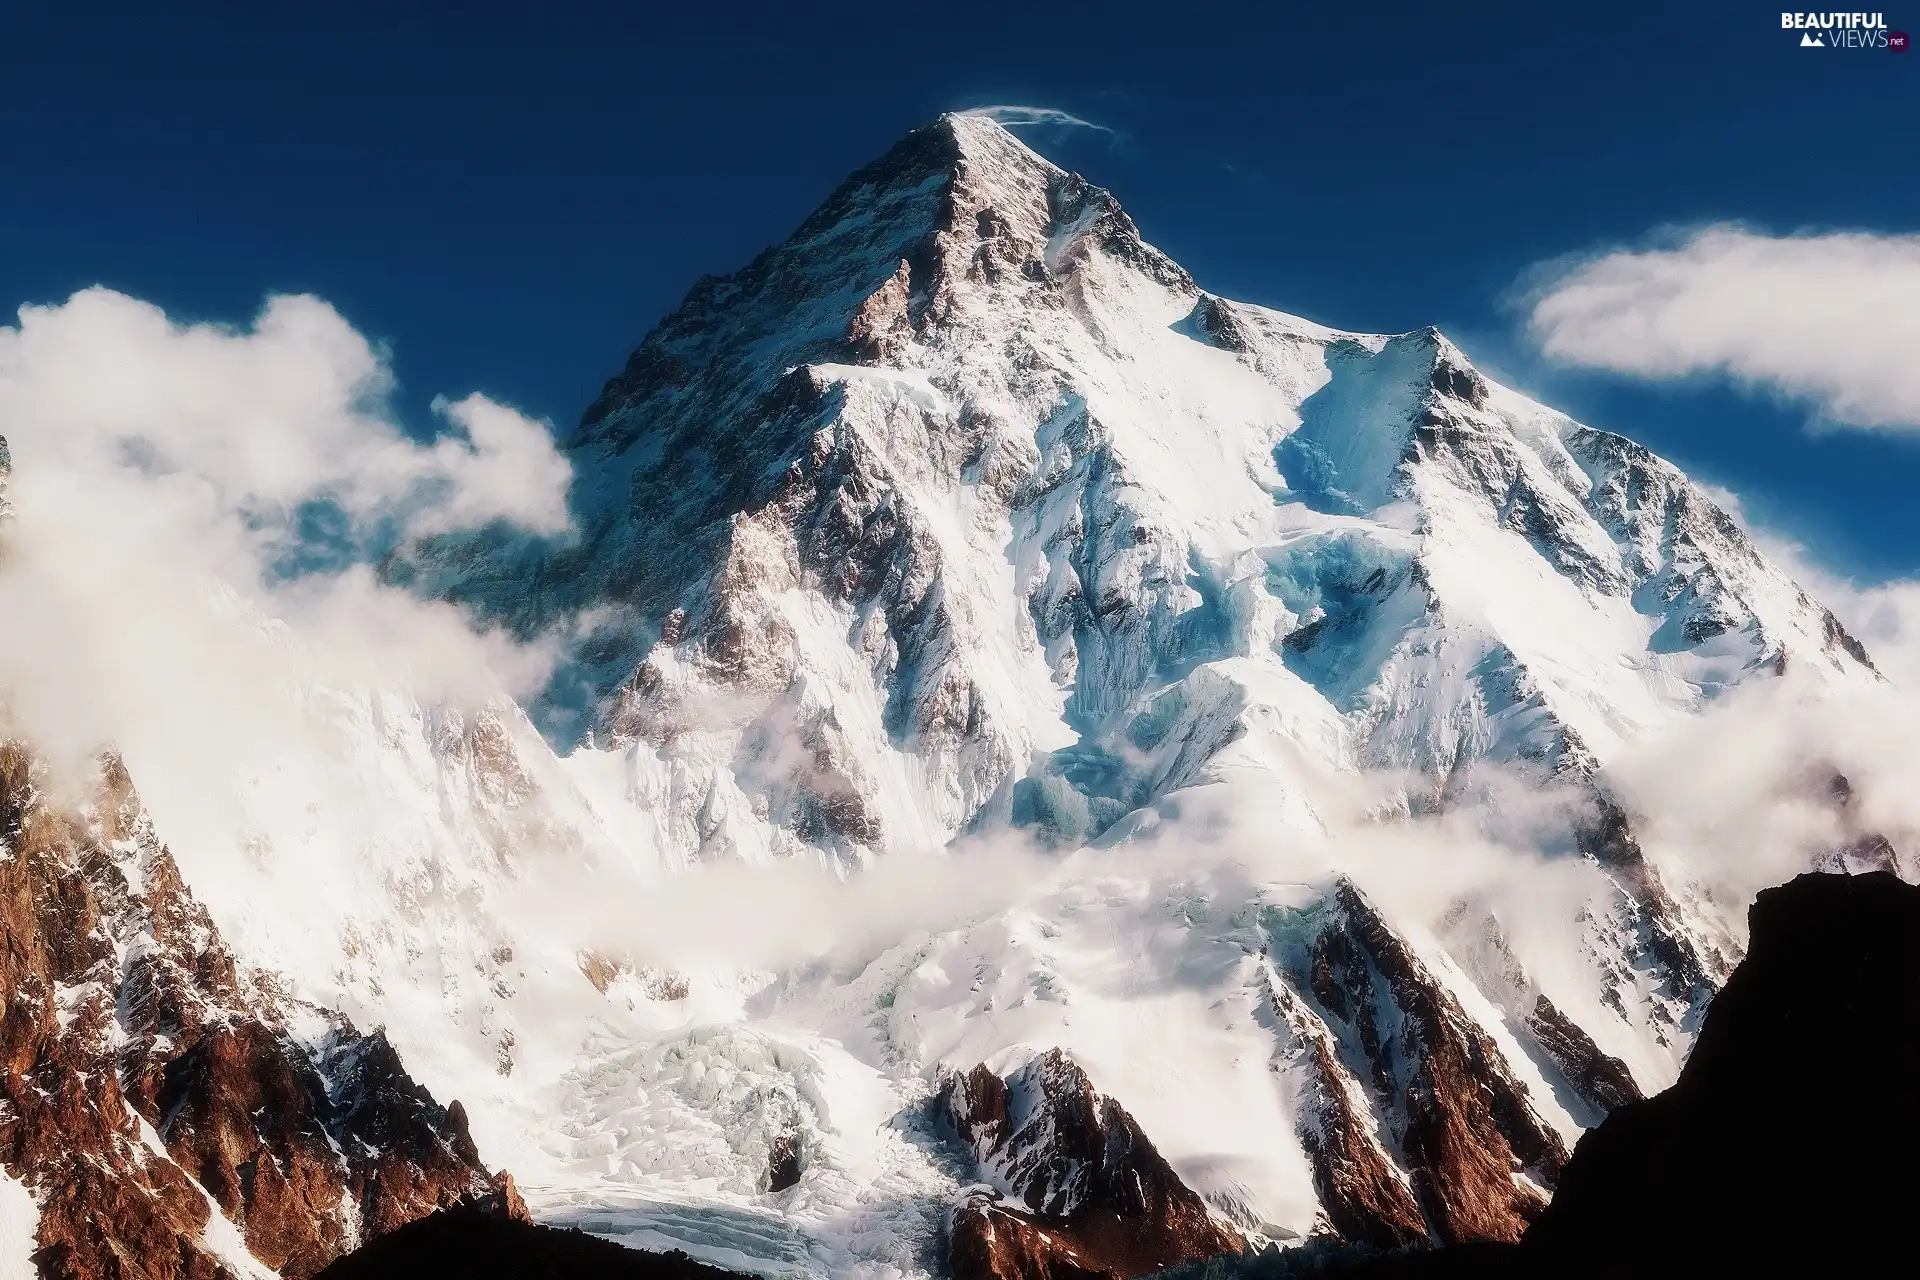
[0,743,505,1278]
[1259,882,1565,1247]
[938,1051,1244,1280]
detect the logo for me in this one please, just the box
[1781,11,1903,49]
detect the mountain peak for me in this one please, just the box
[939,109,1064,168]
[566,111,1183,449]
[782,111,1059,249]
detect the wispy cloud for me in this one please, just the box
[958,104,1115,136]
[1520,224,1920,432]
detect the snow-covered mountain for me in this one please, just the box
[423,112,1870,853]
[7,114,1885,1277]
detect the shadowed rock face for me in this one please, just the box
[938,1050,1244,1279]
[1573,792,1728,1010]
[0,743,505,1278]
[1520,997,1639,1117]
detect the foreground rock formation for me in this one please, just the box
[0,744,504,1277]
[938,1051,1244,1279]
[311,1200,744,1280]
[1523,869,1920,1274]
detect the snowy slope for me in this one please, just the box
[0,1171,34,1280]
[102,114,1882,1274]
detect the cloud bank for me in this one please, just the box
[0,287,571,779]
[1524,225,1920,431]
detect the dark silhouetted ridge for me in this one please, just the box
[313,1200,751,1280]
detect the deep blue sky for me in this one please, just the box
[3,1,1914,577]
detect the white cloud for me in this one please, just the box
[1524,224,1920,431]
[0,287,571,779]
[0,288,571,540]
[958,104,1114,135]
[418,393,573,537]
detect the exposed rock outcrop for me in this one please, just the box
[1260,969,1427,1250]
[1435,908,1642,1124]
[938,1050,1244,1279]
[0,743,501,1277]
[1265,882,1567,1248]
[1807,768,1907,875]
[1573,793,1729,1012]
[1519,997,1639,1118]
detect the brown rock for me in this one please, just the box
[1325,881,1565,1245]
[1269,881,1571,1248]
[0,742,503,1278]
[1523,995,1642,1116]
[938,1050,1242,1279]
[1262,970,1427,1249]
[845,260,914,362]
[484,1171,533,1225]
[579,951,622,994]
[947,1194,1118,1280]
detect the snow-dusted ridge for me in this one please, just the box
[82,113,1885,1274]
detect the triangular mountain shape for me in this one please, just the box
[104,112,1890,1274]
